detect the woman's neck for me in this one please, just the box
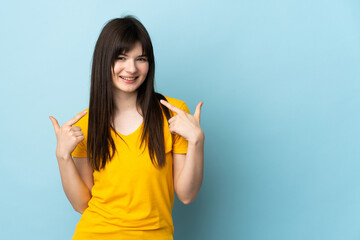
[113,91,141,115]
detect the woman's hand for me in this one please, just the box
[160,100,204,144]
[49,111,87,160]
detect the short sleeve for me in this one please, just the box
[71,110,88,158]
[172,102,190,154]
[71,138,87,158]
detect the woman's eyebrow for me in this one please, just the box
[119,53,147,57]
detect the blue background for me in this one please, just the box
[1,0,359,239]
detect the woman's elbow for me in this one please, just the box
[74,202,88,214]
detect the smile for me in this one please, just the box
[120,76,137,80]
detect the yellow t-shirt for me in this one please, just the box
[70,95,190,240]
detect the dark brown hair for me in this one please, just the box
[87,15,172,171]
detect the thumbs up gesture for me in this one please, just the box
[160,100,204,144]
[49,111,87,160]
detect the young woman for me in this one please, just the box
[49,16,205,239]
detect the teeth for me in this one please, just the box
[120,76,136,80]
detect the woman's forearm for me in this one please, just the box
[176,131,205,204]
[57,155,91,213]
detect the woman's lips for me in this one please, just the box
[120,76,137,83]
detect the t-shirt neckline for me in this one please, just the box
[113,121,144,137]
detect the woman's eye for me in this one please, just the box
[117,57,125,60]
[138,58,147,61]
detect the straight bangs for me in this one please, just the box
[111,26,151,65]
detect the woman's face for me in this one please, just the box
[111,41,149,95]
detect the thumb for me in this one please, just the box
[193,101,203,122]
[49,116,60,133]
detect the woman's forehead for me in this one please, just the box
[120,42,146,55]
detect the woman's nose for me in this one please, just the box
[125,60,137,73]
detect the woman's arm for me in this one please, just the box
[50,111,92,214]
[174,131,205,204]
[160,99,205,204]
[57,155,92,214]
